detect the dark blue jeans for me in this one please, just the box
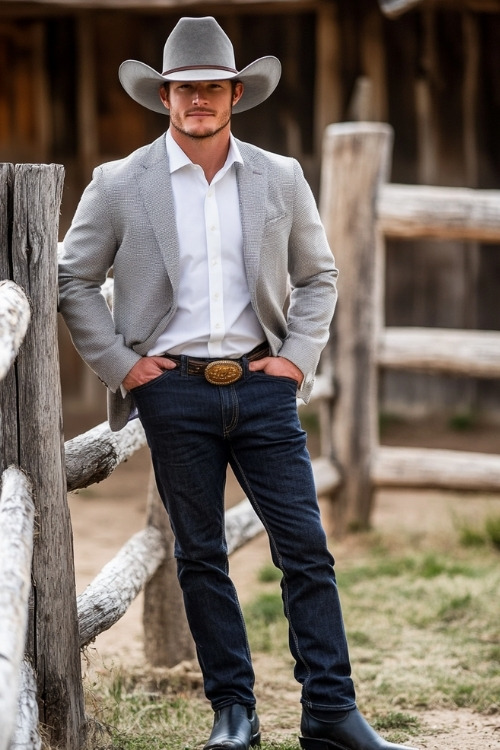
[132,357,356,713]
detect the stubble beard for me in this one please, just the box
[170,111,232,141]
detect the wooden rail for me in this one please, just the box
[378,327,500,378]
[321,122,500,531]
[379,184,500,242]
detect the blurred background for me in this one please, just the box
[1,0,500,437]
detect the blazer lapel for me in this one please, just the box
[137,135,180,290]
[236,144,267,296]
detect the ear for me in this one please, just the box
[159,84,170,110]
[232,82,244,107]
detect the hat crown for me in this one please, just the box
[162,17,236,75]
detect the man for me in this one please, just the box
[59,16,418,750]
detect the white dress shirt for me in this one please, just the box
[148,130,265,359]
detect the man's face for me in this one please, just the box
[160,80,243,140]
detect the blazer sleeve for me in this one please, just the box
[278,159,338,397]
[58,166,142,392]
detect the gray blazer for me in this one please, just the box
[59,134,338,431]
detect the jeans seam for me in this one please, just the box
[221,385,239,437]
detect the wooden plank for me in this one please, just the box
[11,164,86,748]
[373,445,500,491]
[360,6,388,122]
[320,122,393,531]
[379,327,500,377]
[76,13,99,180]
[0,467,34,750]
[378,184,500,242]
[314,2,341,153]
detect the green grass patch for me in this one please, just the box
[485,515,500,549]
[76,510,500,749]
[257,563,282,583]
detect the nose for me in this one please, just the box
[192,85,207,104]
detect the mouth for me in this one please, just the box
[187,110,215,117]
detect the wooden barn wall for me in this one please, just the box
[377,8,500,419]
[1,0,500,419]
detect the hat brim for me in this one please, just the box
[118,56,281,114]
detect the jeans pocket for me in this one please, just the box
[130,368,174,395]
[253,371,298,387]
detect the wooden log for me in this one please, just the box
[10,661,41,750]
[373,445,500,491]
[379,327,500,377]
[78,526,166,648]
[378,184,500,242]
[143,471,195,668]
[320,123,393,532]
[0,467,34,750]
[0,281,30,384]
[11,164,86,747]
[65,418,147,492]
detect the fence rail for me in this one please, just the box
[321,122,500,530]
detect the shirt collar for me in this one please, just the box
[166,130,243,176]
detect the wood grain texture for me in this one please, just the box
[10,164,85,747]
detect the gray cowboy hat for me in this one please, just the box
[119,16,281,115]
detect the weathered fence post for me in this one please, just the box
[319,123,393,532]
[0,164,86,747]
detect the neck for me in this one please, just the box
[169,125,232,184]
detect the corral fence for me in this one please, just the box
[323,123,500,531]
[1,122,500,747]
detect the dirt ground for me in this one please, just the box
[66,412,500,750]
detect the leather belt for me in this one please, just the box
[163,342,269,385]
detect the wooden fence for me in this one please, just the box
[321,122,500,531]
[0,163,338,748]
[1,123,500,745]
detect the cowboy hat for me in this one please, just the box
[119,16,282,115]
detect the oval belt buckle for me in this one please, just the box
[205,360,243,385]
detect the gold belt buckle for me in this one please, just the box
[205,360,243,385]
